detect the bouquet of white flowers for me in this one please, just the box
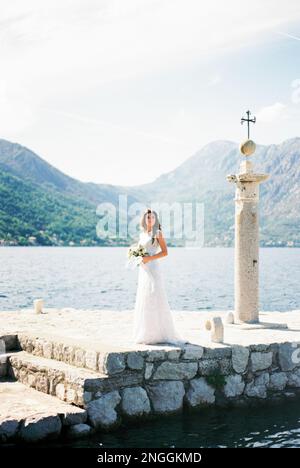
[125,243,155,291]
[125,243,149,270]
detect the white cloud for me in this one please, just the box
[256,102,288,123]
[277,31,300,42]
[1,0,300,91]
[44,107,189,146]
[0,79,36,134]
[208,75,222,87]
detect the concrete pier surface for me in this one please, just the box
[1,308,300,444]
[1,308,300,350]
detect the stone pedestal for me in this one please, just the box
[227,157,269,324]
[34,299,44,314]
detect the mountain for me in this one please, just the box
[0,139,137,205]
[0,139,140,245]
[130,138,300,246]
[0,168,102,246]
[0,137,299,246]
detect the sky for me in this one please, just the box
[0,0,300,186]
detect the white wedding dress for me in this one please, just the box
[132,229,188,345]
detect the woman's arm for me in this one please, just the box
[142,230,167,264]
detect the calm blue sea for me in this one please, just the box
[0,247,299,312]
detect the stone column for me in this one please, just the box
[227,140,269,324]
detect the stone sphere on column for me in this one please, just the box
[239,139,256,157]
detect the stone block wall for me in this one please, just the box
[83,342,300,431]
[3,335,300,435]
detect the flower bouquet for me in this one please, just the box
[125,243,149,270]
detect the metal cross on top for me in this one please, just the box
[241,110,256,139]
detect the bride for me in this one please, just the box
[132,208,188,345]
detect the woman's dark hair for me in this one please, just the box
[140,208,161,244]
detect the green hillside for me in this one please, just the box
[0,168,104,246]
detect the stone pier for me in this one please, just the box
[1,308,300,444]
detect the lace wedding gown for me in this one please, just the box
[132,230,188,345]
